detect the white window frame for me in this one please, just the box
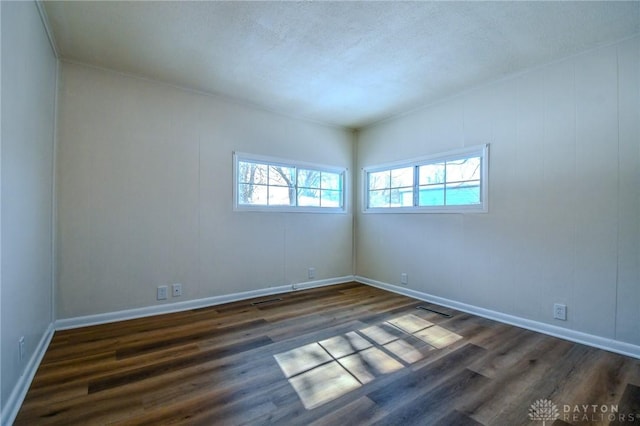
[233,152,347,213]
[362,144,489,214]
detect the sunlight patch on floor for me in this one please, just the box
[319,331,372,358]
[384,337,434,364]
[387,313,433,334]
[359,323,406,345]
[413,325,463,349]
[339,347,403,384]
[274,312,462,410]
[274,342,332,378]
[288,362,361,409]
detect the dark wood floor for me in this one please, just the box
[15,282,640,425]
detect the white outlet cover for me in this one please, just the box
[157,285,168,300]
[553,303,567,320]
[172,283,182,297]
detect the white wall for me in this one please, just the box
[56,62,354,319]
[356,36,640,346]
[1,1,3,418]
[1,0,57,415]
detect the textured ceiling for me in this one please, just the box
[43,1,640,129]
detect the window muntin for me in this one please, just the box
[235,153,346,212]
[364,145,488,213]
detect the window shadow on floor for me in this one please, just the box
[274,313,462,409]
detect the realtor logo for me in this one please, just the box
[529,399,560,425]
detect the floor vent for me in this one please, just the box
[417,305,452,317]
[251,298,283,306]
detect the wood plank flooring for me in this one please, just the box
[15,283,640,425]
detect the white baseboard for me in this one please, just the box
[2,323,55,426]
[355,275,640,360]
[292,276,354,291]
[55,276,355,330]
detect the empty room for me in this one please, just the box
[1,1,639,425]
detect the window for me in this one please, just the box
[363,144,489,213]
[234,152,346,212]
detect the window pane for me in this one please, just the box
[238,161,252,183]
[236,155,345,211]
[238,183,268,205]
[321,189,341,207]
[368,171,390,191]
[362,145,486,212]
[391,167,413,188]
[390,187,413,207]
[239,162,268,185]
[321,172,341,190]
[269,185,293,205]
[298,187,320,206]
[446,157,480,183]
[446,181,480,205]
[368,189,389,208]
[269,165,296,187]
[419,163,445,185]
[418,184,444,206]
[298,169,320,188]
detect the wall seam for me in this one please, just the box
[197,137,202,298]
[50,59,60,323]
[613,44,622,340]
[0,0,3,413]
[351,129,358,278]
[571,53,577,321]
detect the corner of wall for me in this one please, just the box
[0,325,55,426]
[0,1,3,418]
[35,0,59,58]
[350,128,359,277]
[1,0,60,421]
[51,58,61,325]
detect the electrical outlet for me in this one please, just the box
[19,336,25,362]
[157,285,168,300]
[172,283,182,297]
[308,267,316,280]
[400,273,408,285]
[553,303,567,321]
